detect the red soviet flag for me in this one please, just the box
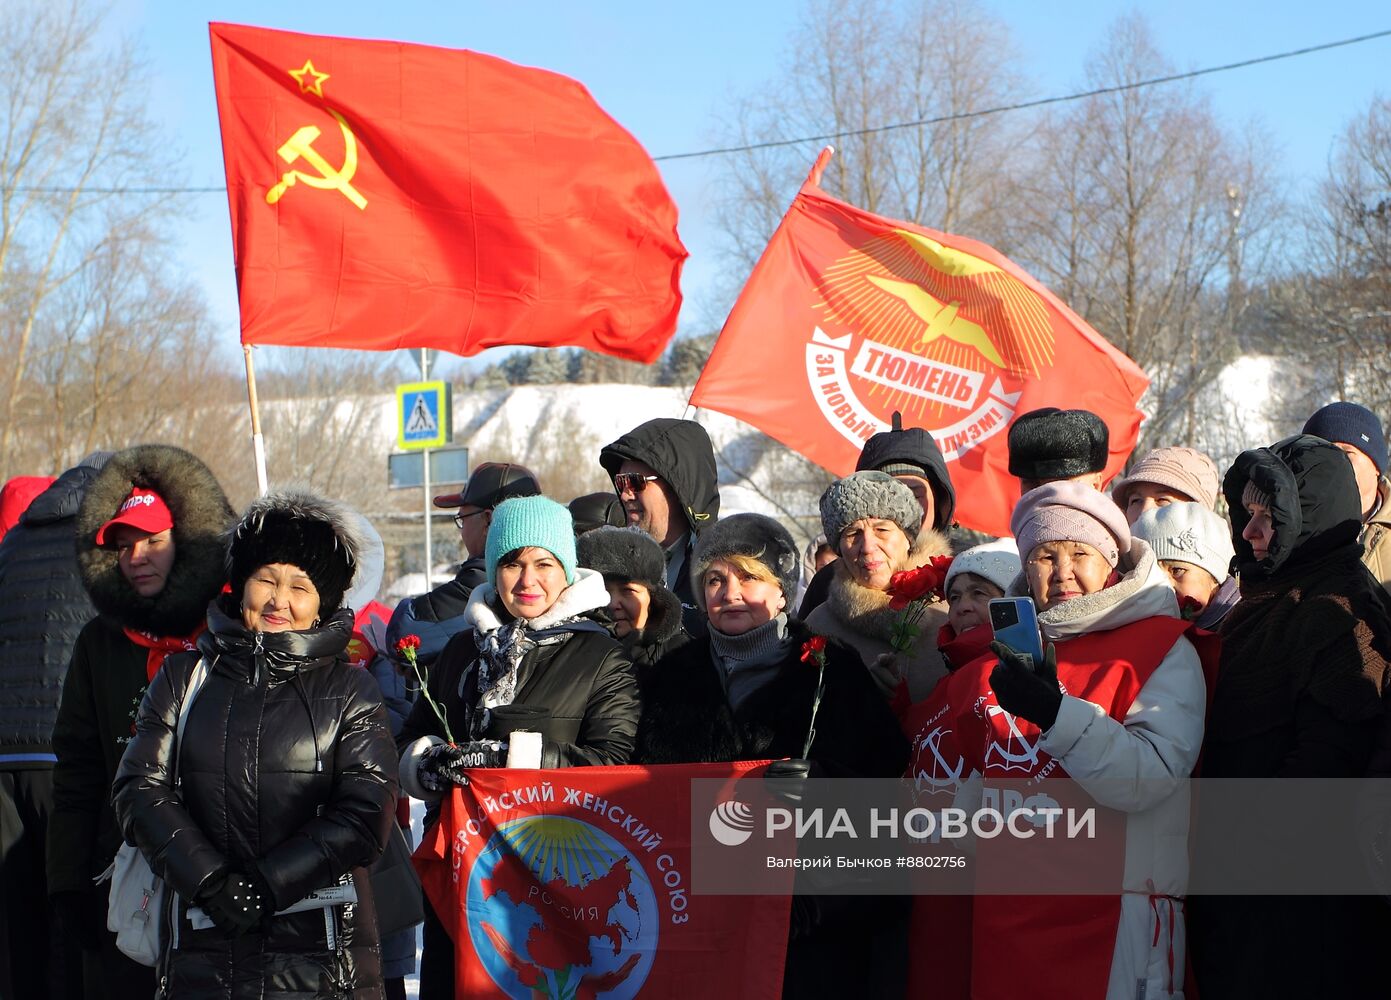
[209,23,687,362]
[691,148,1148,536]
[415,762,791,998]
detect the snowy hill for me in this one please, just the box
[350,382,830,537]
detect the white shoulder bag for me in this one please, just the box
[100,657,209,967]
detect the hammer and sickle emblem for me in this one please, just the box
[266,110,367,211]
[914,725,965,791]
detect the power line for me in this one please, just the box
[651,26,1391,161]
[4,25,1389,193]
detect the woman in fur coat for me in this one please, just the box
[804,471,952,701]
[48,445,234,1000]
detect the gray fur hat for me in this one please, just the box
[818,471,923,552]
[690,513,800,609]
[576,525,665,590]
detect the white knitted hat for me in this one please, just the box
[944,539,1022,595]
[1131,502,1234,583]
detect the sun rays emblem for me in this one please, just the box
[815,229,1055,425]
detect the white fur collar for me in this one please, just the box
[1006,539,1180,641]
[464,567,609,634]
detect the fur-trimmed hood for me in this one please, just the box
[76,445,234,636]
[464,568,611,635]
[227,489,381,617]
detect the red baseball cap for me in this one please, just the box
[95,488,174,546]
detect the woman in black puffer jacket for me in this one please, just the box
[113,490,398,1000]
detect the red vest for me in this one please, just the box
[963,615,1190,1000]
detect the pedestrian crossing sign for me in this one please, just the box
[396,381,452,450]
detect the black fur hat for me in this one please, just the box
[690,513,800,608]
[228,490,361,618]
[576,525,665,589]
[568,492,627,537]
[1007,407,1110,480]
[576,525,683,644]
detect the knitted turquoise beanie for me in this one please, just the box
[486,496,577,585]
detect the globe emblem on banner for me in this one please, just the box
[804,229,1057,461]
[466,815,659,999]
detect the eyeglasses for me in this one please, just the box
[613,473,661,495]
[452,509,488,528]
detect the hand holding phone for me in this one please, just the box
[988,597,1044,667]
[988,598,1062,731]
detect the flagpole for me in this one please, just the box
[420,347,433,591]
[242,345,269,496]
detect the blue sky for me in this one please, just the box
[102,1,1391,367]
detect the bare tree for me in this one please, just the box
[713,0,1029,278]
[1007,15,1281,451]
[1266,95,1391,421]
[0,0,201,478]
[254,349,410,514]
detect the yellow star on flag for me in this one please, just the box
[288,59,329,97]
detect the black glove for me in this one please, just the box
[765,759,819,805]
[989,640,1062,731]
[52,889,105,950]
[197,872,264,937]
[417,740,506,791]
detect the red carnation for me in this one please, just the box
[887,556,954,611]
[800,635,828,665]
[394,634,454,743]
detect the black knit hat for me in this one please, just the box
[856,412,956,529]
[1007,408,1110,480]
[228,491,358,618]
[690,513,800,609]
[577,526,665,590]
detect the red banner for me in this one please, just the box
[415,762,790,999]
[210,23,687,362]
[691,148,1148,536]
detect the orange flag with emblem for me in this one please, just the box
[209,23,687,362]
[690,148,1148,536]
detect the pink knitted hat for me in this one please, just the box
[1111,447,1221,511]
[1012,480,1132,567]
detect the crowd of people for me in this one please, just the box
[2,398,1391,999]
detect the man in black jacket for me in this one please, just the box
[600,418,721,636]
[0,454,107,1000]
[383,461,540,667]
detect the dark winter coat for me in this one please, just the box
[397,571,640,770]
[599,418,721,634]
[0,456,106,767]
[48,445,233,899]
[112,600,398,1000]
[617,584,690,671]
[633,619,910,999]
[385,557,487,668]
[1189,435,1391,998]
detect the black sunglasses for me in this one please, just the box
[613,473,660,495]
